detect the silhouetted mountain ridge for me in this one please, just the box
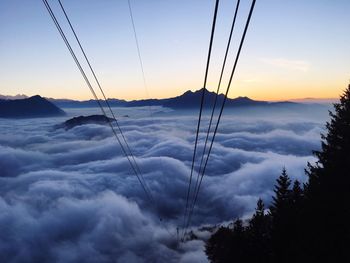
[0,94,28,100]
[47,88,307,109]
[2,89,327,111]
[55,115,115,130]
[0,95,66,118]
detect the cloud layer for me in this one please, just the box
[0,106,328,262]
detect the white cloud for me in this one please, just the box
[0,106,329,262]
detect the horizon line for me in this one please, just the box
[0,91,338,103]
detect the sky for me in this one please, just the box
[0,0,350,101]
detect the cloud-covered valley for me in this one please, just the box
[0,106,329,262]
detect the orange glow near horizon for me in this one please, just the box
[2,71,346,102]
[20,84,342,102]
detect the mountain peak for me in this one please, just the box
[234,96,254,101]
[182,88,222,97]
[29,95,43,100]
[182,89,255,101]
[194,88,215,94]
[0,95,65,118]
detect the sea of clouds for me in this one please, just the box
[0,106,330,262]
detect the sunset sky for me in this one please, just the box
[1,0,349,101]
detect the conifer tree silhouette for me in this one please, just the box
[205,84,350,263]
[304,84,350,261]
[269,168,295,262]
[248,199,271,262]
[205,226,233,263]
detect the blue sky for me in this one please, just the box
[1,0,349,100]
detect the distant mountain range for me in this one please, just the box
[0,89,328,118]
[287,98,338,104]
[44,89,323,109]
[0,95,65,118]
[0,94,28,100]
[0,89,335,108]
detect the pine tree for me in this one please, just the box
[269,167,291,216]
[205,226,233,263]
[233,218,245,236]
[205,219,250,263]
[291,180,303,207]
[248,199,271,262]
[269,168,293,263]
[254,198,265,217]
[231,219,250,263]
[289,180,304,260]
[304,84,350,261]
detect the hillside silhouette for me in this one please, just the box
[55,115,115,130]
[0,95,65,118]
